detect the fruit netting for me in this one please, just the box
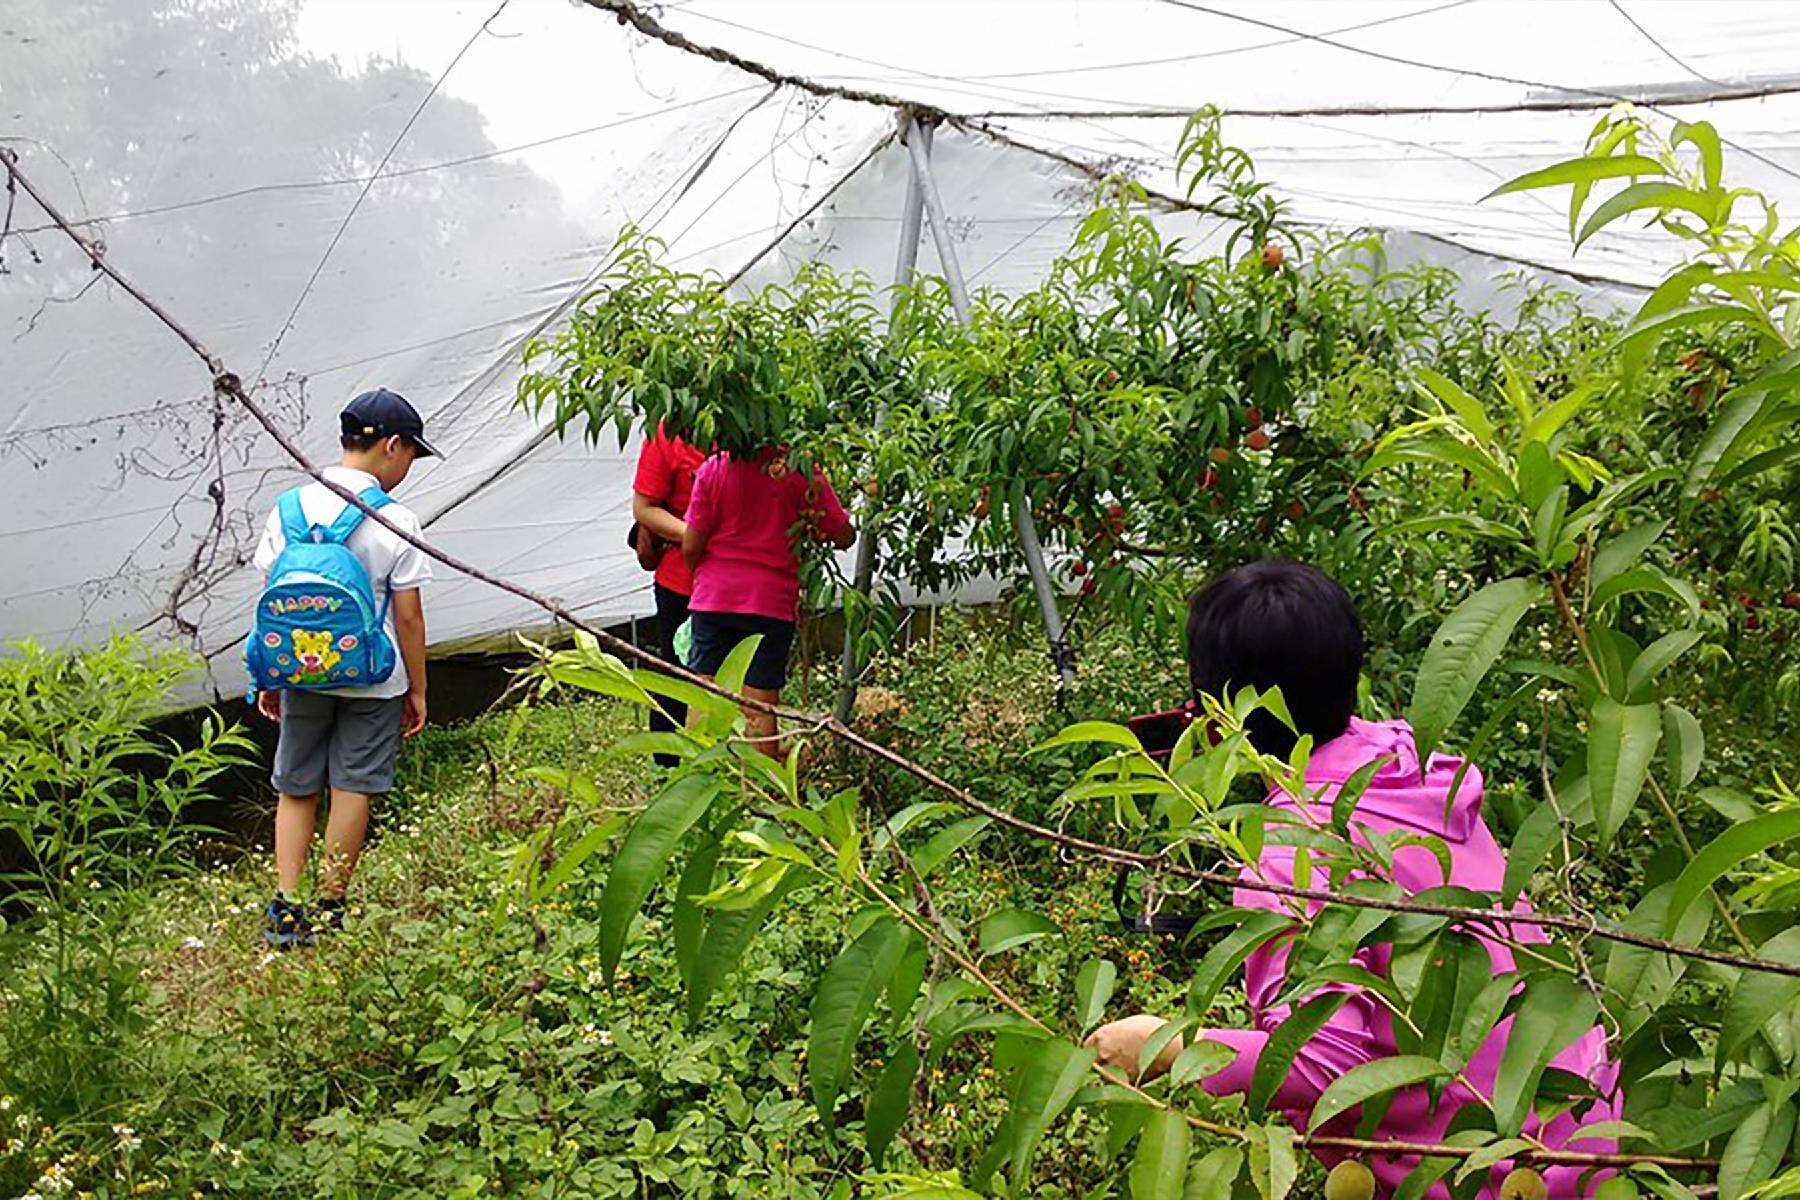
[3,0,1798,701]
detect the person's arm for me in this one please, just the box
[807,473,857,550]
[392,588,427,737]
[253,509,285,721]
[633,492,687,544]
[1087,1015,1266,1093]
[681,522,710,571]
[682,459,717,571]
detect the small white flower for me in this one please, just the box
[1538,638,1553,652]
[1535,688,1560,705]
[181,936,206,952]
[0,1094,11,1111]
[113,1123,142,1152]
[596,1029,614,1046]
[258,952,278,969]
[585,967,605,986]
[211,1140,229,1158]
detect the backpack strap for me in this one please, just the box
[317,486,394,545]
[276,488,311,545]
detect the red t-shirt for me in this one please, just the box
[684,451,851,622]
[632,425,707,596]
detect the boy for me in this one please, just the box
[251,389,435,947]
[1087,560,1618,1198]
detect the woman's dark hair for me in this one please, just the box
[1186,559,1363,758]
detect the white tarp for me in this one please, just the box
[4,0,1797,700]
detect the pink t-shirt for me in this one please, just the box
[684,452,851,622]
[1192,719,1621,1199]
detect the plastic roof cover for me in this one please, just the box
[3,0,1799,701]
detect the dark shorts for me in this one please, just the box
[686,610,796,691]
[271,691,405,796]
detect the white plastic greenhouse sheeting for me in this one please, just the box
[3,0,1798,702]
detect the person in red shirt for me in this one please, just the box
[681,448,855,755]
[632,423,706,763]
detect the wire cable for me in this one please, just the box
[1157,0,1800,185]
[1609,0,1728,90]
[9,85,765,238]
[676,1,1474,114]
[252,0,511,388]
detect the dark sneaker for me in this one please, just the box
[263,895,314,949]
[315,899,346,935]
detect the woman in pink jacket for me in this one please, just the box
[1088,561,1619,1199]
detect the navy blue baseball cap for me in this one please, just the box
[340,388,441,458]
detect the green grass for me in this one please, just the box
[0,615,1238,1199]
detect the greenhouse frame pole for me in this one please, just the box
[836,120,928,723]
[905,117,1077,686]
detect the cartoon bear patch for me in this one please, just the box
[288,629,343,685]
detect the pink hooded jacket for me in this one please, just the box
[1193,718,1620,1198]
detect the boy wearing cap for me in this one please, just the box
[251,388,437,946]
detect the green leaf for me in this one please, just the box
[1186,911,1294,1018]
[1625,631,1701,700]
[1184,1148,1244,1199]
[1454,1137,1535,1184]
[1246,1122,1297,1200]
[1310,1057,1450,1137]
[1665,809,1800,936]
[1716,929,1800,1073]
[1591,520,1667,587]
[912,816,991,879]
[1414,368,1496,445]
[1720,1099,1797,1200]
[980,908,1061,956]
[1674,120,1724,191]
[1168,1038,1235,1090]
[1662,703,1705,793]
[1075,959,1118,1033]
[1248,993,1348,1115]
[866,1041,920,1169]
[686,871,800,1024]
[1604,882,1711,1042]
[1589,566,1701,620]
[1033,721,1142,753]
[1503,778,1592,906]
[1006,1041,1097,1186]
[1130,1109,1191,1200]
[1408,578,1544,762]
[1492,975,1598,1136]
[1332,755,1395,836]
[1575,181,1716,248]
[1485,153,1668,200]
[598,774,723,978]
[537,812,627,899]
[714,632,763,698]
[1685,385,1782,499]
[809,918,909,1122]
[1588,698,1662,850]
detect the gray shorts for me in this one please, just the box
[271,691,405,796]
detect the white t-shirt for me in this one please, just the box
[253,466,432,700]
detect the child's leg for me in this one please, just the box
[274,793,319,894]
[318,790,371,901]
[269,692,332,895]
[319,696,405,901]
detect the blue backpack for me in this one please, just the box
[244,485,398,700]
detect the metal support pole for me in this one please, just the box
[837,118,928,723]
[906,117,1076,686]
